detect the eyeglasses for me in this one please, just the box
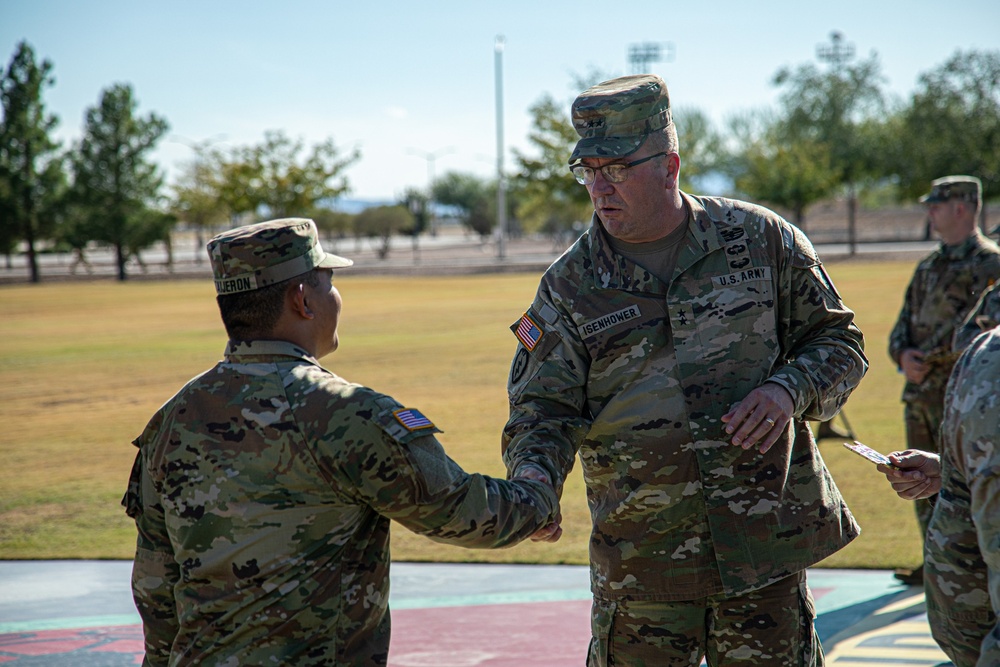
[570,152,669,185]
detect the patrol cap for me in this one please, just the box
[569,74,672,166]
[207,218,353,295]
[919,175,981,204]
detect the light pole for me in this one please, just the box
[495,35,507,260]
[627,42,675,74]
[816,31,858,257]
[407,146,454,236]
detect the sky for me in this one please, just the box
[3,0,999,203]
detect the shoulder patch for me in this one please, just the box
[393,408,435,432]
[514,312,543,351]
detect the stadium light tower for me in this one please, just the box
[816,31,858,256]
[628,42,675,74]
[816,31,855,71]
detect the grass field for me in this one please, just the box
[0,259,923,569]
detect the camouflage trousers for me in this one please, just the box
[925,494,998,667]
[586,571,822,666]
[904,398,944,540]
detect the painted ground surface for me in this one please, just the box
[0,561,951,666]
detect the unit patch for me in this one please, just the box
[712,266,772,288]
[580,305,642,337]
[393,408,435,432]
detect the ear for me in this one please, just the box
[289,283,314,320]
[664,153,681,189]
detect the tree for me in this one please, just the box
[673,107,725,192]
[0,41,64,282]
[214,130,359,223]
[892,50,1000,225]
[170,141,229,264]
[734,135,839,227]
[69,83,169,280]
[771,32,889,251]
[432,171,494,238]
[511,94,591,236]
[354,204,414,259]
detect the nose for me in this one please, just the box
[588,169,615,196]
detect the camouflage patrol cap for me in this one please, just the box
[920,175,982,204]
[207,218,352,295]
[569,74,672,165]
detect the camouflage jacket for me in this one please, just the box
[503,193,866,601]
[888,232,1000,402]
[954,281,1000,353]
[124,340,558,667]
[931,325,1000,665]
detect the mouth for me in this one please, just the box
[597,200,621,215]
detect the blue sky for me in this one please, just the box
[3,0,999,201]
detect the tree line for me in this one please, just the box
[2,36,999,282]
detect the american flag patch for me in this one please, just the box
[393,408,434,431]
[515,313,543,351]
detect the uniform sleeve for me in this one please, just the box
[888,271,920,367]
[958,333,1000,619]
[122,427,180,666]
[767,225,868,421]
[501,286,593,495]
[324,397,559,549]
[953,283,1000,352]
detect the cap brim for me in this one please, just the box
[569,135,645,165]
[317,252,354,269]
[919,194,946,204]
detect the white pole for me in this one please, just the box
[494,35,507,260]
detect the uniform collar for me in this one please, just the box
[587,191,728,291]
[224,339,319,364]
[939,231,989,261]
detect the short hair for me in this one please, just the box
[644,124,679,155]
[217,269,322,340]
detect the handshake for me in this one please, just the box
[515,465,563,542]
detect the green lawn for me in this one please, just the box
[0,260,922,569]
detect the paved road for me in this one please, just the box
[0,561,952,666]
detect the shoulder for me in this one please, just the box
[690,194,816,266]
[538,227,595,298]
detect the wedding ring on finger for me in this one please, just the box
[764,417,776,427]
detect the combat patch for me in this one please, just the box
[393,408,435,432]
[580,305,642,337]
[712,266,772,288]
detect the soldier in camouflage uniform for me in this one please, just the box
[123,218,559,667]
[887,175,1000,584]
[878,325,1000,666]
[502,74,867,666]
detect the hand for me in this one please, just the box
[899,349,929,384]
[515,466,563,543]
[721,383,794,454]
[876,449,942,500]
